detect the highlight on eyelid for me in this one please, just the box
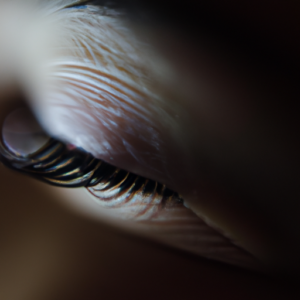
[30,3,179,175]
[0,1,261,271]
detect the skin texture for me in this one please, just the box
[17,0,299,271]
[0,0,300,297]
[0,1,269,268]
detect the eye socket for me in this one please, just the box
[0,1,260,270]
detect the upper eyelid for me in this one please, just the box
[0,122,258,269]
[0,1,262,270]
[35,6,181,173]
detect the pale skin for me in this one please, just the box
[0,0,299,298]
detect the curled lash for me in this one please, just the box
[0,126,259,269]
[0,137,183,208]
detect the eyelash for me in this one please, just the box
[0,1,260,268]
[0,136,183,220]
[0,1,180,220]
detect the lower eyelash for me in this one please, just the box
[88,169,183,220]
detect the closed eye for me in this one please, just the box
[0,0,260,271]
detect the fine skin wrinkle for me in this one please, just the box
[0,0,275,270]
[24,1,187,187]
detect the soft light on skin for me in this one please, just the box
[0,0,268,268]
[1,0,299,273]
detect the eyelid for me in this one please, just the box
[0,119,258,270]
[0,3,262,270]
[24,5,185,191]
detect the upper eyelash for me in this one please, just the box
[0,136,183,219]
[0,124,259,268]
[0,125,259,268]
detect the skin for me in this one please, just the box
[18,0,297,270]
[0,0,300,298]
